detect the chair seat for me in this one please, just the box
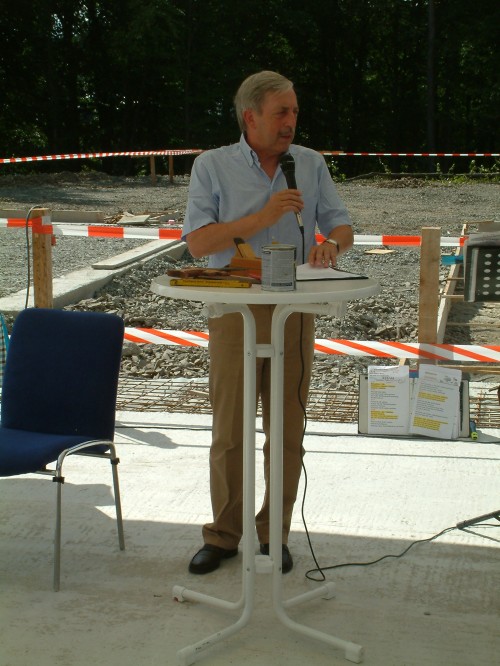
[0,426,109,476]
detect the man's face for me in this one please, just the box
[244,88,299,158]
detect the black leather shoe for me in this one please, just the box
[188,544,238,574]
[260,543,293,574]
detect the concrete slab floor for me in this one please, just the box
[1,413,499,666]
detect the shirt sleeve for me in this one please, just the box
[181,154,220,241]
[315,157,351,238]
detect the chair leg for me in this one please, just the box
[51,445,124,592]
[109,444,125,551]
[53,477,63,592]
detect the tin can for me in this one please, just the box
[261,244,296,291]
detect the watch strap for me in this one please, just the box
[323,238,340,251]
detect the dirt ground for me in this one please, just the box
[1,173,499,348]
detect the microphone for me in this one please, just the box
[279,153,303,230]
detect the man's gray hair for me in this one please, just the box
[234,71,294,132]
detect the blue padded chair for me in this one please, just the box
[0,308,125,590]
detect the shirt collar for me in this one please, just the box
[239,133,298,168]
[239,134,258,167]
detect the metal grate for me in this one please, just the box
[469,391,500,428]
[117,377,211,415]
[116,376,359,422]
[116,376,500,428]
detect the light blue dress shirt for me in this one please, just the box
[182,135,351,268]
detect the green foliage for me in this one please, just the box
[0,0,498,176]
[468,159,500,176]
[429,159,500,183]
[324,157,347,182]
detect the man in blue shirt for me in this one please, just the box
[183,70,353,575]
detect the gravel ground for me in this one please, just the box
[1,172,498,394]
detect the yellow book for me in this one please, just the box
[169,278,251,288]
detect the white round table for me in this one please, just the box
[151,275,380,666]
[151,274,379,305]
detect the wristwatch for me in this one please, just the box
[323,238,340,251]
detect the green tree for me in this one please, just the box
[0,0,497,175]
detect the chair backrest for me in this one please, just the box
[1,308,124,441]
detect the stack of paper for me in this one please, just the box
[366,365,462,439]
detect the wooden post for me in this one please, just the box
[168,154,174,183]
[31,208,53,308]
[149,156,157,185]
[436,224,466,343]
[418,226,441,344]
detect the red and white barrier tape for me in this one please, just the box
[321,151,499,158]
[125,328,209,346]
[0,219,467,247]
[124,328,500,362]
[0,149,202,164]
[1,149,497,164]
[313,339,500,362]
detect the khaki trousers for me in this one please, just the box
[203,305,315,549]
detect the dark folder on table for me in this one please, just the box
[296,263,368,281]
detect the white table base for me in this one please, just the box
[172,301,364,665]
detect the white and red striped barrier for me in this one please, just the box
[0,218,467,247]
[124,328,500,362]
[313,340,500,362]
[125,328,209,346]
[321,151,499,158]
[1,149,497,164]
[0,218,184,240]
[0,149,202,164]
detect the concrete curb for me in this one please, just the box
[0,240,187,315]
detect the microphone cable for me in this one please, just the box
[280,152,322,573]
[293,224,323,572]
[304,517,500,582]
[305,526,457,582]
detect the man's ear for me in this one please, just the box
[243,107,256,130]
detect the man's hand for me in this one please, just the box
[307,226,353,267]
[186,188,304,258]
[259,189,303,228]
[308,240,339,267]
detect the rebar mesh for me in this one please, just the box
[116,376,500,428]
